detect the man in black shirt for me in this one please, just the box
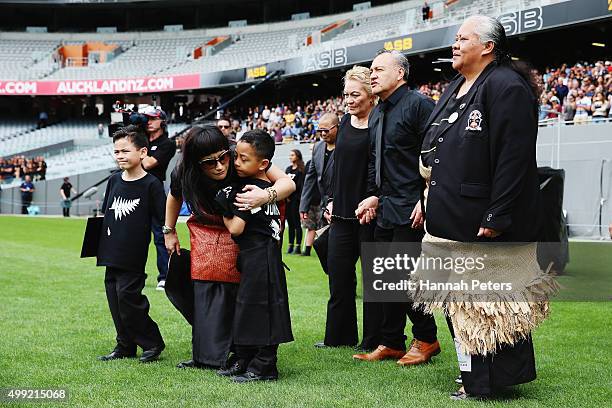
[354,50,439,365]
[141,107,176,290]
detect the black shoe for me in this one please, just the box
[97,350,136,361]
[231,371,278,383]
[217,361,246,377]
[287,245,294,254]
[139,344,165,363]
[294,246,302,255]
[176,359,212,369]
[450,390,487,401]
[455,374,463,384]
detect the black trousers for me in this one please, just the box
[62,207,70,217]
[21,198,31,214]
[104,267,164,353]
[286,201,302,246]
[234,344,279,377]
[446,317,536,395]
[325,219,382,348]
[374,224,437,350]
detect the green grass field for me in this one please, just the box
[1,216,611,407]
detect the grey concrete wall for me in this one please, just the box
[536,122,612,238]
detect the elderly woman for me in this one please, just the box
[163,125,295,370]
[413,16,557,399]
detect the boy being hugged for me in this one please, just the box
[96,125,165,363]
[215,129,293,382]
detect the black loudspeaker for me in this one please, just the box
[537,167,569,274]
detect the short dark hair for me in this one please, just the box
[239,129,275,161]
[112,125,149,150]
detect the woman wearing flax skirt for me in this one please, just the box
[410,15,558,400]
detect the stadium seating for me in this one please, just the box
[0,120,38,141]
[164,25,326,75]
[0,0,527,80]
[0,39,59,80]
[0,120,102,157]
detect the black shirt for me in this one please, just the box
[148,133,176,182]
[285,165,304,204]
[332,115,370,219]
[61,182,73,198]
[368,84,435,228]
[215,178,282,249]
[97,172,166,272]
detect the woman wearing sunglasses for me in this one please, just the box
[163,125,295,370]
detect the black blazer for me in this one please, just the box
[300,141,335,213]
[423,62,540,242]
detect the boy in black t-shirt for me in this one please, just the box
[215,129,293,383]
[96,125,165,363]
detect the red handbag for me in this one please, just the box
[186,216,241,283]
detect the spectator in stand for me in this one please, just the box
[548,97,562,119]
[563,93,577,122]
[217,118,234,142]
[591,91,609,122]
[281,122,294,140]
[0,158,9,183]
[422,2,430,22]
[35,156,47,180]
[231,119,241,139]
[285,149,305,254]
[284,108,296,128]
[20,175,35,214]
[574,89,591,124]
[262,105,271,123]
[539,96,551,121]
[555,77,569,102]
[98,123,105,138]
[271,123,283,143]
[60,177,77,217]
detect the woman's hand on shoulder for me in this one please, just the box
[234,184,268,211]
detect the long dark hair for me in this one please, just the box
[177,125,231,216]
[290,149,305,173]
[473,15,541,99]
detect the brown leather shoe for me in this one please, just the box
[396,339,441,366]
[352,345,406,361]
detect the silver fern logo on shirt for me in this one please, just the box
[109,196,141,220]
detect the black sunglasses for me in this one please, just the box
[218,125,231,129]
[198,150,230,169]
[316,124,337,134]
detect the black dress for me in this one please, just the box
[168,162,240,367]
[285,165,304,246]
